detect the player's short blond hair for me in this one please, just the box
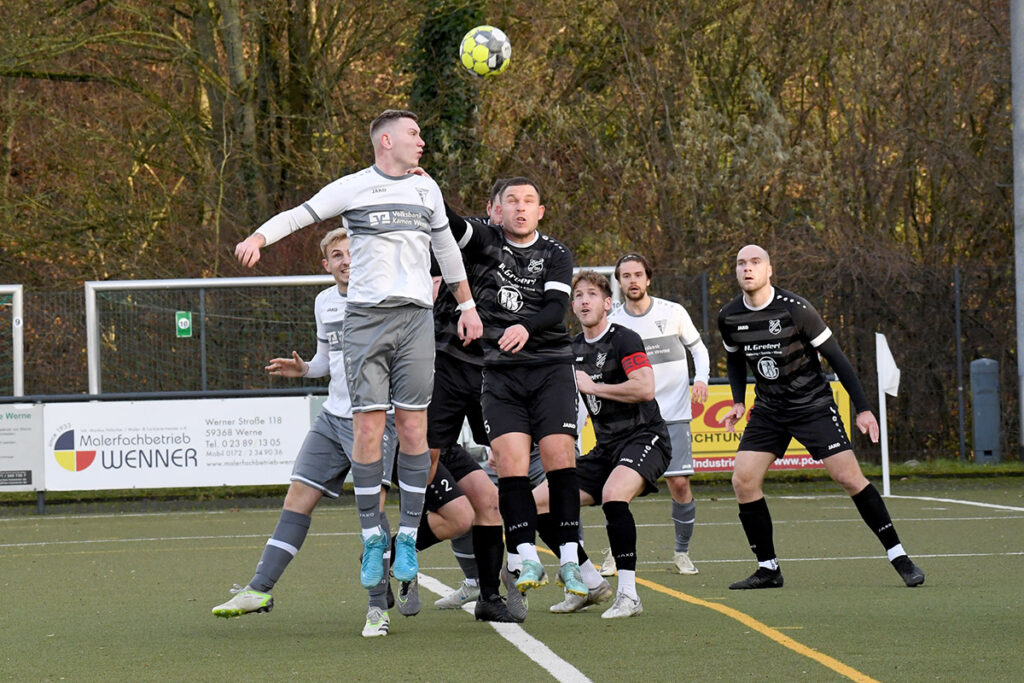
[319,228,349,257]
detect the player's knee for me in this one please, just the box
[666,475,691,499]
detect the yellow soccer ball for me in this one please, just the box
[459,25,512,77]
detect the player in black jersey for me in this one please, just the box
[532,271,671,618]
[422,178,523,623]
[718,245,925,589]
[447,177,587,599]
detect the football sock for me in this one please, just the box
[498,476,536,549]
[506,553,522,573]
[350,459,383,535]
[617,569,638,600]
[535,512,559,553]
[851,482,902,550]
[515,542,541,564]
[603,501,637,572]
[450,530,480,582]
[414,514,441,551]
[580,559,604,589]
[671,499,696,552]
[472,524,504,600]
[737,497,777,563]
[396,450,430,531]
[367,514,391,609]
[546,468,582,547]
[249,509,311,592]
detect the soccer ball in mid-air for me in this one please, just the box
[459,25,512,77]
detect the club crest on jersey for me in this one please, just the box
[757,356,780,380]
[655,319,666,333]
[497,285,524,312]
[768,319,782,335]
[585,393,602,415]
[527,258,544,274]
[595,352,608,369]
[415,187,430,205]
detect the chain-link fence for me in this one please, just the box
[2,263,1018,463]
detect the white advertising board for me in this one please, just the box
[0,403,44,491]
[43,397,309,491]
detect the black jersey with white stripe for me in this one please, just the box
[431,216,496,366]
[573,323,668,447]
[459,224,574,365]
[717,286,836,412]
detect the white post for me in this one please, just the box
[878,372,891,497]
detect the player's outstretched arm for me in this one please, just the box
[235,233,267,268]
[266,350,308,378]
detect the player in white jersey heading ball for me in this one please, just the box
[609,253,709,575]
[234,110,482,607]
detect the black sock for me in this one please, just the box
[498,476,536,549]
[851,482,901,550]
[738,497,776,563]
[602,501,637,572]
[415,515,442,551]
[472,524,504,599]
[545,468,581,546]
[535,512,559,553]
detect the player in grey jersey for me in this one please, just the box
[212,229,399,637]
[233,110,482,604]
[719,244,925,590]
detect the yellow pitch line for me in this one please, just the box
[636,576,879,683]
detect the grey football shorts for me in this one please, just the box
[291,410,397,497]
[663,421,695,477]
[343,304,435,412]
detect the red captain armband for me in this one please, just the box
[622,351,652,374]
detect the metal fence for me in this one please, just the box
[1,266,1017,463]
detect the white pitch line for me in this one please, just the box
[885,494,1024,512]
[416,574,591,683]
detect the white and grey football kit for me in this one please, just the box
[609,297,709,476]
[254,165,468,411]
[292,286,396,497]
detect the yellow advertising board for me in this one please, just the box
[579,381,851,473]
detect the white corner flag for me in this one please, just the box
[876,332,900,397]
[875,333,900,495]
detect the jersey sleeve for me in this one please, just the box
[544,242,574,298]
[616,327,652,375]
[672,304,711,382]
[791,296,831,347]
[717,306,738,352]
[426,180,450,233]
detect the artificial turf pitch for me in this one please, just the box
[3,477,1022,681]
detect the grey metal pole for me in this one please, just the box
[701,272,710,341]
[955,266,966,461]
[199,288,208,392]
[1013,0,1024,458]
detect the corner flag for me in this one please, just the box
[875,333,899,496]
[876,332,900,397]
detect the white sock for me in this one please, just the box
[559,542,579,566]
[758,558,779,571]
[361,526,382,541]
[398,525,418,540]
[465,578,479,587]
[507,553,522,572]
[580,560,604,589]
[617,570,638,599]
[516,543,540,564]
[886,544,906,561]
